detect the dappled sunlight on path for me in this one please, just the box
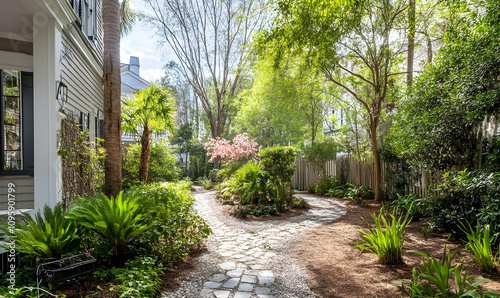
[162,187,346,298]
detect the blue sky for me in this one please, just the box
[120,0,172,82]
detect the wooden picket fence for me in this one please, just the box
[291,154,442,198]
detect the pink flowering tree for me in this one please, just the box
[205,133,262,165]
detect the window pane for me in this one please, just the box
[2,70,22,170]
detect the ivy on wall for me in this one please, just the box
[58,113,106,209]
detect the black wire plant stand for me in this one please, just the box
[36,253,96,286]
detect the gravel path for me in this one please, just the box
[162,186,347,298]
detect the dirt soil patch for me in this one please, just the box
[296,196,500,297]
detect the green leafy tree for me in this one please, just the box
[387,0,500,170]
[122,83,176,183]
[302,138,339,178]
[262,0,409,202]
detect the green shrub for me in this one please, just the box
[0,203,80,260]
[345,184,373,200]
[326,188,347,198]
[93,256,164,298]
[383,193,428,219]
[234,161,267,205]
[429,170,500,235]
[122,141,180,188]
[199,177,212,189]
[127,182,211,267]
[302,138,338,178]
[315,176,340,195]
[292,196,307,208]
[459,222,499,274]
[478,197,500,244]
[258,146,297,211]
[306,184,316,194]
[66,192,153,266]
[400,245,498,298]
[354,211,411,265]
[249,205,281,216]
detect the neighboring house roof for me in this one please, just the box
[121,56,149,97]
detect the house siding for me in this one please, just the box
[0,176,34,210]
[60,30,104,139]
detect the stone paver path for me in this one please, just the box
[162,187,346,298]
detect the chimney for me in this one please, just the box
[129,56,140,76]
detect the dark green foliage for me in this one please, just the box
[314,176,340,195]
[249,205,281,216]
[344,184,373,201]
[0,204,80,260]
[66,192,153,266]
[326,188,348,198]
[379,147,417,200]
[400,245,498,297]
[236,162,268,205]
[383,194,428,220]
[478,198,500,244]
[127,181,211,268]
[428,170,500,235]
[122,141,180,188]
[387,0,500,170]
[258,146,297,211]
[306,184,316,194]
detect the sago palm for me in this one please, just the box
[66,192,153,266]
[0,203,80,260]
[122,83,176,183]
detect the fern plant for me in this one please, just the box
[66,192,153,265]
[0,203,80,260]
[354,211,411,265]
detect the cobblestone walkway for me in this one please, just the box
[162,187,346,298]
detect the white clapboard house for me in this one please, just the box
[0,0,105,216]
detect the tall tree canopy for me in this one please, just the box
[145,0,267,138]
[387,0,500,170]
[261,0,409,202]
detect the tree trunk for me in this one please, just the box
[139,125,150,183]
[103,0,122,197]
[407,0,416,86]
[427,34,433,64]
[370,118,382,202]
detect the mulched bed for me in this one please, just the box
[295,195,500,297]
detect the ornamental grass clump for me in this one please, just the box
[400,245,498,297]
[354,211,411,265]
[459,222,499,274]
